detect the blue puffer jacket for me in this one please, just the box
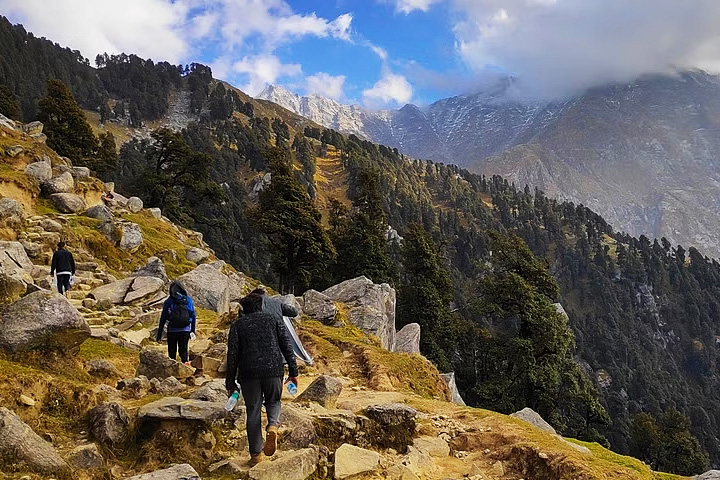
[157,281,196,340]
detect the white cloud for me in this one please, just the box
[391,0,441,14]
[363,71,413,107]
[232,55,302,95]
[306,73,346,100]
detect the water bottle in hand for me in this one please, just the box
[286,381,297,396]
[225,391,240,411]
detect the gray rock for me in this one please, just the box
[89,402,131,447]
[0,407,70,474]
[248,447,318,480]
[71,166,91,179]
[125,464,201,480]
[138,397,226,422]
[695,471,720,480]
[0,197,22,221]
[394,323,421,354]
[511,407,557,434]
[66,443,104,469]
[127,196,144,213]
[131,256,168,282]
[334,443,380,479]
[440,372,466,406]
[178,264,230,314]
[25,159,52,183]
[119,222,143,250]
[148,207,162,219]
[136,347,195,380]
[0,291,90,354]
[49,193,86,213]
[323,276,396,350]
[0,240,34,280]
[150,376,187,395]
[20,121,43,135]
[90,277,134,304]
[86,359,120,378]
[412,436,450,457]
[363,403,417,451]
[295,375,343,408]
[124,276,164,303]
[186,247,210,264]
[42,172,75,195]
[0,113,15,130]
[5,144,23,157]
[117,375,151,399]
[40,218,63,232]
[227,271,245,303]
[20,240,43,258]
[0,272,26,306]
[190,380,228,403]
[85,204,114,222]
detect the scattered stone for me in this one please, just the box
[190,379,228,403]
[71,166,91,179]
[20,240,43,258]
[302,289,337,323]
[49,193,86,213]
[18,394,36,406]
[42,172,75,195]
[127,196,144,213]
[248,447,319,480]
[491,460,505,477]
[334,443,380,479]
[138,397,226,422]
[85,204,114,222]
[412,436,450,458]
[131,256,168,282]
[186,247,210,264]
[0,197,22,221]
[209,458,247,476]
[511,407,557,435]
[40,218,63,232]
[90,277,134,305]
[178,263,230,314]
[136,347,195,380]
[25,160,52,183]
[295,375,343,408]
[83,298,98,309]
[394,323,421,354]
[440,372,466,406]
[125,464,201,480]
[119,222,143,251]
[0,407,70,475]
[117,376,151,399]
[124,276,164,303]
[87,359,120,378]
[148,207,162,219]
[5,145,23,157]
[20,121,43,135]
[150,376,186,395]
[0,291,90,354]
[66,443,104,469]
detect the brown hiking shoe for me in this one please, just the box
[248,453,265,466]
[263,425,278,456]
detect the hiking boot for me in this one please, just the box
[263,425,278,456]
[248,453,265,466]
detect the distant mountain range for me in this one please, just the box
[258,71,720,258]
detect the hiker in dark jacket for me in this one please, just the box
[226,292,298,465]
[156,281,196,365]
[251,287,299,319]
[50,242,75,296]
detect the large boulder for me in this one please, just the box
[0,407,70,475]
[131,256,169,282]
[124,276,164,303]
[42,171,75,195]
[363,403,417,452]
[0,198,23,225]
[119,222,143,250]
[136,347,195,380]
[511,407,557,434]
[295,375,343,408]
[126,464,201,480]
[190,380,228,403]
[248,447,318,480]
[90,277,134,305]
[138,397,226,422]
[178,263,230,314]
[66,443,104,469]
[20,120,43,135]
[49,193,86,213]
[186,247,210,264]
[302,289,337,323]
[394,323,421,354]
[333,444,380,480]
[695,471,720,480]
[0,272,26,306]
[0,291,90,354]
[227,271,245,303]
[440,372,466,406]
[0,240,33,281]
[25,159,52,183]
[127,196,144,213]
[85,204,114,222]
[323,276,396,350]
[71,166,91,179]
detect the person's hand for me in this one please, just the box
[226,387,236,397]
[285,377,298,387]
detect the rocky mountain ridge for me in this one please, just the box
[0,115,694,479]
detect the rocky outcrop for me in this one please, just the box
[49,193,86,213]
[136,348,195,380]
[394,323,421,354]
[0,407,70,475]
[511,407,556,434]
[90,275,163,305]
[126,464,201,480]
[178,263,230,314]
[302,289,337,323]
[0,198,23,225]
[323,276,396,350]
[440,372,466,406]
[333,443,380,479]
[138,397,226,422]
[0,291,90,354]
[295,375,343,408]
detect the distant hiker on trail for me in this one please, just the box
[225,292,298,466]
[251,286,299,319]
[156,281,197,365]
[50,241,75,296]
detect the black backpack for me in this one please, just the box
[167,301,191,329]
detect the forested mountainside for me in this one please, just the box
[2,17,720,474]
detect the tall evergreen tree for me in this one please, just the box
[0,83,21,120]
[96,131,118,177]
[38,79,98,166]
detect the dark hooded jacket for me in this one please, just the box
[156,281,196,340]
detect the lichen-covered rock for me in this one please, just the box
[0,198,22,225]
[295,375,343,408]
[127,196,144,213]
[131,256,168,282]
[440,372,466,406]
[148,207,162,219]
[0,272,26,306]
[178,263,230,314]
[138,397,226,422]
[119,222,143,250]
[248,447,318,480]
[190,379,228,403]
[49,193,86,213]
[302,289,337,323]
[186,247,210,264]
[42,172,75,195]
[363,404,418,452]
[117,375,151,399]
[126,464,201,480]
[25,159,52,183]
[0,407,70,475]
[136,347,195,380]
[0,291,90,354]
[124,276,164,303]
[71,166,91,179]
[40,218,63,232]
[5,144,23,157]
[510,407,557,434]
[394,323,421,354]
[86,359,120,378]
[150,376,187,395]
[20,120,43,135]
[85,204,114,222]
[66,443,104,469]
[89,403,131,448]
[90,277,134,305]
[334,443,380,479]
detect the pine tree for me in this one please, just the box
[256,147,335,294]
[96,131,118,177]
[0,83,21,120]
[38,79,98,166]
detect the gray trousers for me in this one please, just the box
[240,377,283,455]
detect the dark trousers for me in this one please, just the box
[241,377,283,455]
[166,331,190,363]
[57,274,71,295]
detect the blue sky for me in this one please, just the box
[3,0,720,107]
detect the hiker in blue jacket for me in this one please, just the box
[156,281,196,365]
